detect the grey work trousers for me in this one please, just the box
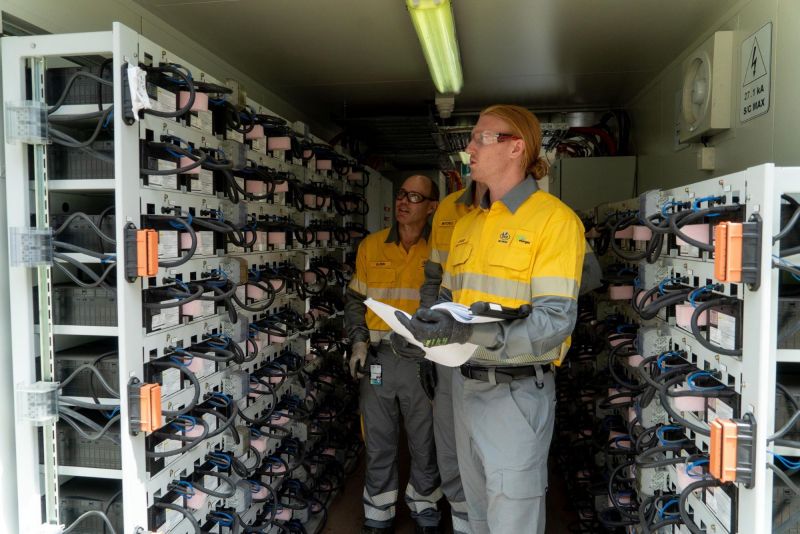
[434,364,470,534]
[360,343,442,528]
[452,369,556,534]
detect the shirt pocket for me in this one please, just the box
[366,264,396,286]
[488,231,534,273]
[448,241,472,269]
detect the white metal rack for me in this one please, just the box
[3,21,378,533]
[590,163,799,533]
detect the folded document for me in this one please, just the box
[363,298,502,367]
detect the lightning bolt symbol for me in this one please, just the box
[751,43,758,77]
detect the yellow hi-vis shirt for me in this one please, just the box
[348,225,431,344]
[430,186,476,267]
[442,178,585,365]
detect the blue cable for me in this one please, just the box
[100,254,116,265]
[170,415,196,431]
[102,110,114,129]
[656,425,686,445]
[773,453,800,470]
[658,277,680,295]
[173,480,194,496]
[103,405,120,420]
[168,213,192,229]
[774,255,800,282]
[657,351,682,370]
[169,347,193,366]
[165,148,186,160]
[208,451,232,469]
[208,392,232,408]
[686,370,725,391]
[657,498,680,519]
[689,285,714,308]
[210,511,234,526]
[686,458,709,478]
[692,195,724,213]
[661,200,679,218]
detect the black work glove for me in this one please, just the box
[395,308,472,347]
[418,360,437,401]
[389,332,426,360]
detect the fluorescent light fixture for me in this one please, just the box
[406,0,463,94]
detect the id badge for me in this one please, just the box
[370,364,382,386]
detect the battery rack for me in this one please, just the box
[554,164,800,533]
[3,22,378,533]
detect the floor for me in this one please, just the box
[322,438,576,534]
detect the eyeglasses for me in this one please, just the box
[470,130,521,146]
[396,189,434,204]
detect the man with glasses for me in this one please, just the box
[345,174,443,534]
[399,106,586,533]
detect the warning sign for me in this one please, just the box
[740,22,772,122]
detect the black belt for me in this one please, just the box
[460,363,551,384]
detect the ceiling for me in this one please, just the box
[132,0,733,168]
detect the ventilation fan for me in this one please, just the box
[679,31,733,143]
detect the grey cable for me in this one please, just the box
[770,463,800,496]
[53,211,116,244]
[47,71,112,114]
[62,509,117,534]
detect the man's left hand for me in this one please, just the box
[395,308,472,347]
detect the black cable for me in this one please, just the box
[690,298,742,356]
[146,215,197,267]
[149,360,201,417]
[192,469,238,498]
[144,64,195,118]
[678,478,720,534]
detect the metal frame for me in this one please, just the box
[3,21,371,533]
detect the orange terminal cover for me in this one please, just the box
[725,223,743,283]
[709,419,724,479]
[719,419,739,483]
[714,223,728,282]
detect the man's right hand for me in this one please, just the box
[349,341,368,379]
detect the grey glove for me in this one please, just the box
[396,308,472,347]
[389,332,426,360]
[349,341,368,379]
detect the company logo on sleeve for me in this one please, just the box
[497,231,511,244]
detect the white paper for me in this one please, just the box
[364,298,502,367]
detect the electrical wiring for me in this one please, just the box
[58,407,121,444]
[668,204,741,252]
[142,142,208,175]
[192,468,238,498]
[678,478,721,534]
[149,359,201,417]
[769,462,800,496]
[146,417,209,458]
[769,409,800,447]
[53,211,116,245]
[63,509,118,534]
[48,70,113,114]
[775,197,800,244]
[49,106,113,148]
[144,214,197,267]
[154,501,201,533]
[143,63,195,118]
[689,297,742,356]
[657,388,710,437]
[143,280,204,310]
[53,253,117,289]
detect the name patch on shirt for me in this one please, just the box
[370,261,392,268]
[439,219,456,227]
[454,237,468,246]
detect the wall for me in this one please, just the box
[0,0,339,139]
[628,0,800,191]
